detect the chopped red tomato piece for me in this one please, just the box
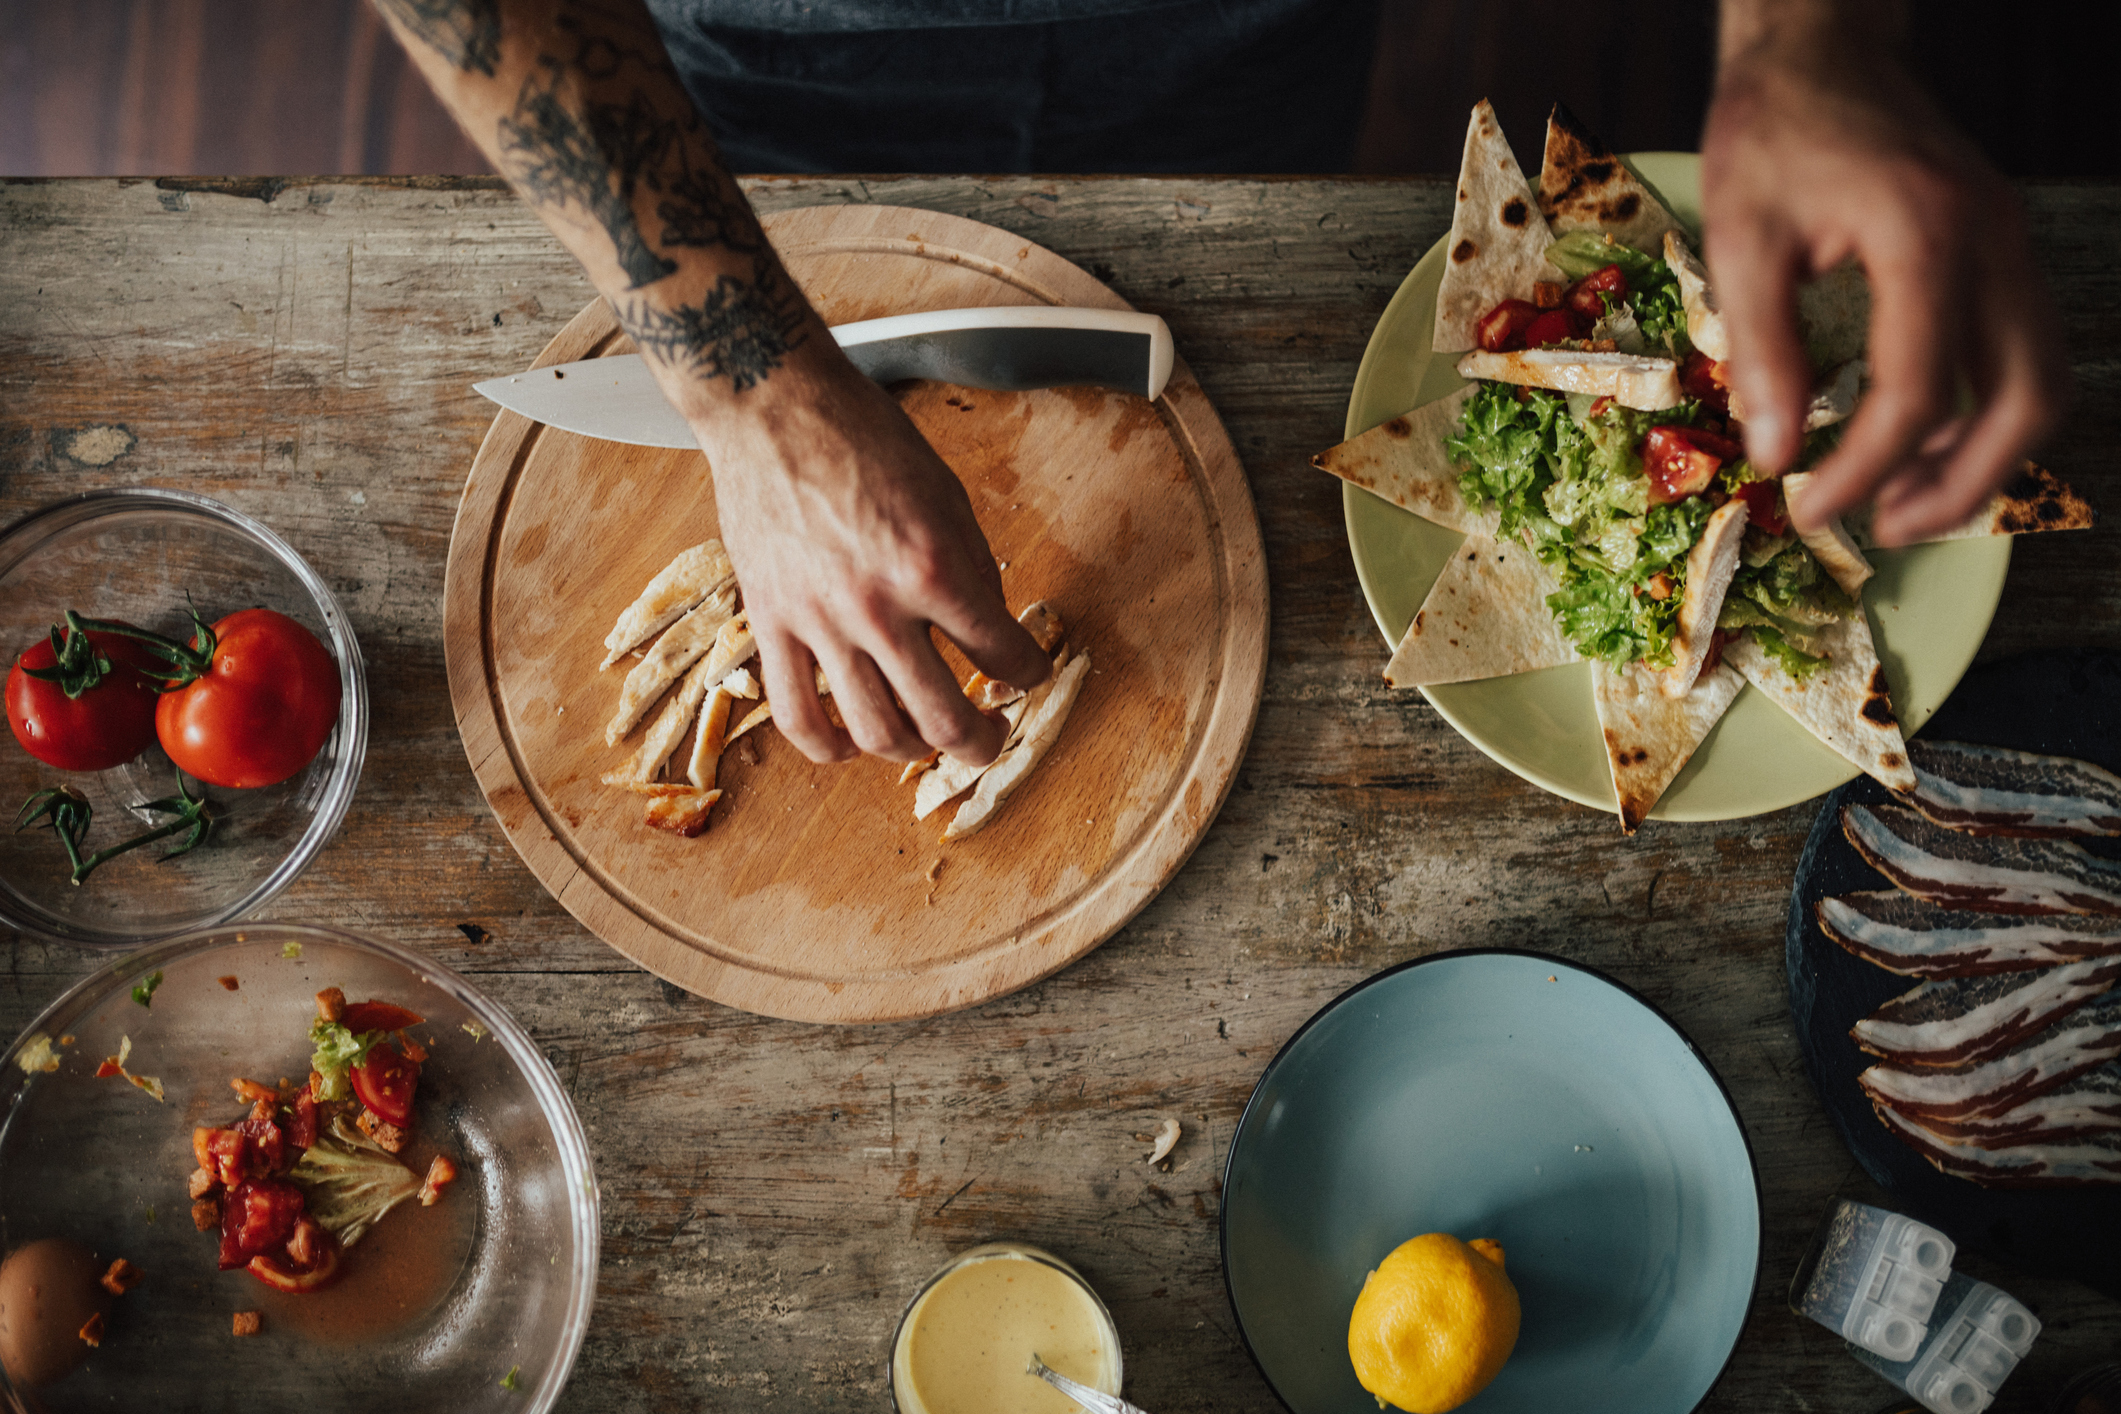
[1475,299,1541,352]
[1587,396,1614,420]
[1680,350,1732,416]
[197,1126,255,1189]
[284,1092,318,1151]
[218,1179,304,1271]
[236,1112,287,1174]
[339,1001,425,1034]
[1566,263,1628,321]
[350,1042,420,1128]
[1644,425,1742,505]
[1736,478,1791,535]
[94,1060,124,1079]
[1522,309,1583,348]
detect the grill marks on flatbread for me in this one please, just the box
[1593,660,1742,834]
[1310,387,1496,535]
[1385,537,1577,687]
[1434,100,1555,354]
[1539,102,1686,256]
[1726,612,1915,791]
[1844,462,2097,547]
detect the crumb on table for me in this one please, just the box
[232,1311,262,1337]
[217,976,240,991]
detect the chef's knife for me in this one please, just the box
[473,306,1174,450]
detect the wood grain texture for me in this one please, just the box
[1,175,2117,1412]
[445,206,1267,1022]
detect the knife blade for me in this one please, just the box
[472,306,1174,449]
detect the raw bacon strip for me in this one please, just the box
[1818,892,2121,977]
[1897,1063,2121,1150]
[1860,991,2121,1120]
[1843,803,2121,915]
[1850,957,2121,1066]
[1906,740,2121,839]
[1873,1101,2121,1186]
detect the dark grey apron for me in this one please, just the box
[646,0,1379,172]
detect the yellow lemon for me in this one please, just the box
[1347,1233,1520,1414]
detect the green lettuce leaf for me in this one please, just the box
[287,1113,421,1248]
[309,1018,380,1103]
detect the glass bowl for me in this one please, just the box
[0,922,598,1411]
[0,490,368,946]
[890,1242,1124,1414]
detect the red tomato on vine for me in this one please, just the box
[153,608,341,789]
[5,620,164,771]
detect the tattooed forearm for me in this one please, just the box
[372,0,502,76]
[656,163,767,254]
[616,259,809,394]
[499,57,680,288]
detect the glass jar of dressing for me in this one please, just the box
[891,1243,1124,1414]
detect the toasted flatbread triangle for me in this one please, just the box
[1434,100,1555,354]
[1311,387,1495,534]
[1593,660,1742,833]
[1384,536,1576,687]
[1538,103,1686,255]
[1726,612,1916,790]
[1842,462,2097,547]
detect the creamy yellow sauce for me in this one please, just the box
[893,1246,1122,1414]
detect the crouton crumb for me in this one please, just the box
[217,975,240,991]
[232,1311,262,1337]
[192,1197,221,1231]
[100,1258,143,1296]
[78,1312,105,1346]
[356,1108,407,1153]
[314,987,346,1023]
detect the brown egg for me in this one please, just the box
[0,1238,110,1388]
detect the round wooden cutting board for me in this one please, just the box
[443,205,1267,1024]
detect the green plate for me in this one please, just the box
[1342,152,2009,821]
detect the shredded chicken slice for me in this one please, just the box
[604,589,737,745]
[944,651,1091,840]
[600,540,735,669]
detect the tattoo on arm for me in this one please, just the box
[615,257,809,394]
[495,11,771,288]
[373,0,502,76]
[500,55,681,288]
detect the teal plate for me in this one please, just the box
[1221,951,1760,1413]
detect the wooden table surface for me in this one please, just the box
[2,173,2116,1412]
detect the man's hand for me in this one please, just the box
[686,341,1050,765]
[1703,5,2067,545]
[376,0,1046,766]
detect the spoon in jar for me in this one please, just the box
[1027,1353,1151,1414]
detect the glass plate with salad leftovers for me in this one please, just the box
[1324,110,2095,825]
[0,923,594,1412]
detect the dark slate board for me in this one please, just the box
[1787,649,2121,1299]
